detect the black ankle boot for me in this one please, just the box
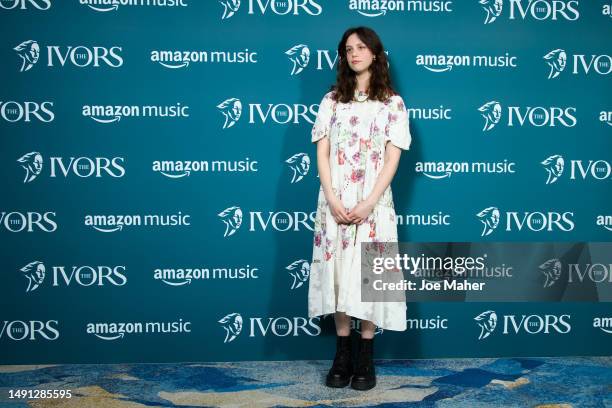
[325,334,353,387]
[351,337,376,390]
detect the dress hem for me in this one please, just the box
[308,306,408,332]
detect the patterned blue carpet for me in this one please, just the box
[0,357,610,407]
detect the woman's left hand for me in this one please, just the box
[348,199,374,225]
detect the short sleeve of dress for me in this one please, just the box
[384,95,412,150]
[311,91,334,143]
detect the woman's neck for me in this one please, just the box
[356,71,371,93]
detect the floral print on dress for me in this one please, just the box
[308,90,413,332]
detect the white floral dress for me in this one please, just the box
[308,90,412,331]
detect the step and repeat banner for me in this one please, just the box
[1,0,611,364]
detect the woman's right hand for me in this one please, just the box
[327,196,351,225]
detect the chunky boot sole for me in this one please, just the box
[326,334,353,388]
[350,376,376,391]
[326,374,352,388]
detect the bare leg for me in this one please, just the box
[360,320,375,339]
[334,312,351,336]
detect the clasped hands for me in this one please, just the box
[328,196,374,225]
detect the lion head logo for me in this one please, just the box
[14,40,40,72]
[543,49,567,80]
[477,206,500,237]
[20,261,45,293]
[218,312,243,343]
[285,44,310,76]
[539,258,562,288]
[218,206,243,237]
[219,0,240,20]
[285,153,310,183]
[286,259,310,289]
[479,0,503,24]
[474,310,497,340]
[17,152,43,183]
[478,101,502,131]
[541,154,564,185]
[217,98,242,129]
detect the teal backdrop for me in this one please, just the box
[0,0,611,364]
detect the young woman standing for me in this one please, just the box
[308,26,412,390]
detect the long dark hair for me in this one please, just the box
[329,26,397,103]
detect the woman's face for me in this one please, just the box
[345,33,375,74]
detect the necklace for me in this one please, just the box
[353,89,369,103]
